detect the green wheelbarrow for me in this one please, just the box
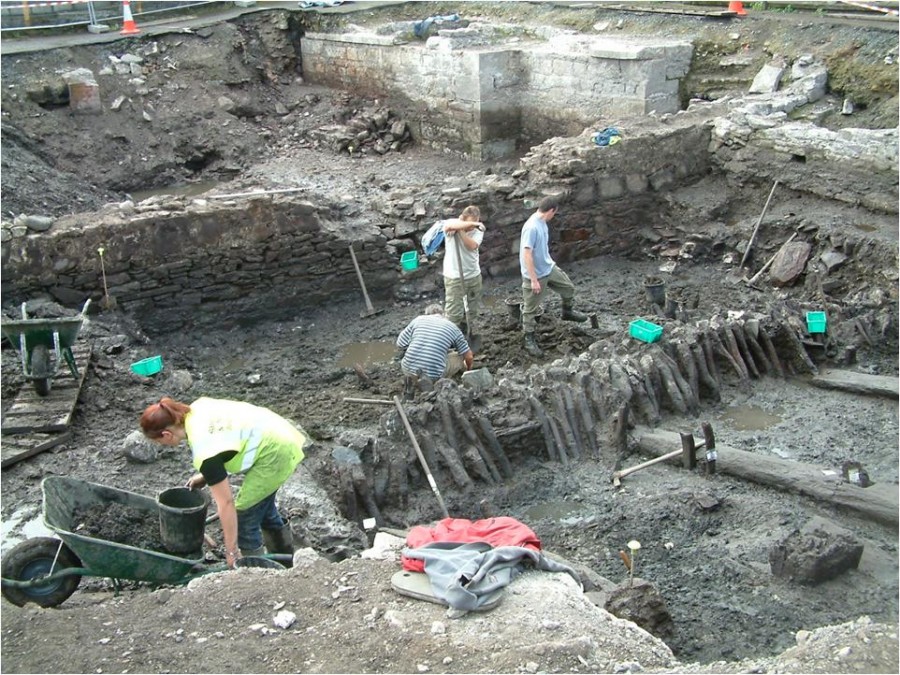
[0,476,290,608]
[0,298,92,396]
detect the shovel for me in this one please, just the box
[348,244,382,318]
[449,232,482,353]
[97,246,117,311]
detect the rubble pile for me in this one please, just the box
[306,105,413,156]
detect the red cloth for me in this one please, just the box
[401,517,542,572]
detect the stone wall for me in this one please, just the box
[709,55,899,213]
[2,196,394,334]
[300,30,691,159]
[2,119,714,328]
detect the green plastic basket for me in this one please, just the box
[400,251,419,271]
[629,319,663,343]
[131,355,163,376]
[806,311,827,334]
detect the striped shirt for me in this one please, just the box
[397,315,470,380]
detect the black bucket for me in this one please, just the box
[643,277,666,306]
[158,487,209,554]
[505,297,522,322]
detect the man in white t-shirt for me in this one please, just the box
[440,205,485,337]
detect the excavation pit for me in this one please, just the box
[1,3,898,672]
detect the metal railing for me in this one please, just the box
[0,1,221,34]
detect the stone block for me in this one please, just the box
[68,81,102,114]
[598,176,625,200]
[770,240,812,287]
[749,62,785,94]
[477,139,516,161]
[461,367,493,392]
[625,173,649,194]
[571,179,596,206]
[768,517,864,585]
[648,167,676,192]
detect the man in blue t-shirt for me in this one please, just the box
[519,196,588,357]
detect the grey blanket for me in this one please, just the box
[403,541,582,611]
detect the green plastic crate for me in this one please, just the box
[806,311,827,334]
[400,250,418,271]
[131,355,163,376]
[629,319,663,343]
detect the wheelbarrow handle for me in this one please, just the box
[1,566,89,588]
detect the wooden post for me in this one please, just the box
[679,432,697,469]
[702,422,716,475]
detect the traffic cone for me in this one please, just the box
[728,1,747,15]
[120,0,141,35]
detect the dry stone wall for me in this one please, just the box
[1,197,393,334]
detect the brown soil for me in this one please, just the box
[1,3,898,674]
[72,502,167,553]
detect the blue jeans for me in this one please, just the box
[237,492,284,551]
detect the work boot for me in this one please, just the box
[262,523,295,555]
[240,545,265,557]
[523,332,543,357]
[403,374,417,400]
[561,303,589,322]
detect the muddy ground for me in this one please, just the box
[1,2,899,674]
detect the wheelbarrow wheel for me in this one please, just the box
[30,344,52,397]
[1,537,81,608]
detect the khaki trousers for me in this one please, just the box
[521,265,576,333]
[444,274,483,326]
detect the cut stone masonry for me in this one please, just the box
[301,28,691,159]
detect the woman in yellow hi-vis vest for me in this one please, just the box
[140,396,308,568]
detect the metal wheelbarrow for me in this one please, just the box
[0,476,289,608]
[0,298,91,396]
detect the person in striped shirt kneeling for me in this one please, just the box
[396,304,474,382]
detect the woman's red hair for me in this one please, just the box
[140,397,191,438]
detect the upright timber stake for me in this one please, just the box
[679,431,699,470]
[702,421,716,475]
[343,395,449,518]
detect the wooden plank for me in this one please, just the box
[1,340,92,435]
[0,431,71,468]
[633,427,899,527]
[810,369,899,399]
[588,3,737,17]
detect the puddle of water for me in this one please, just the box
[337,340,396,368]
[1,507,53,554]
[131,180,219,202]
[522,500,589,522]
[717,404,784,431]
